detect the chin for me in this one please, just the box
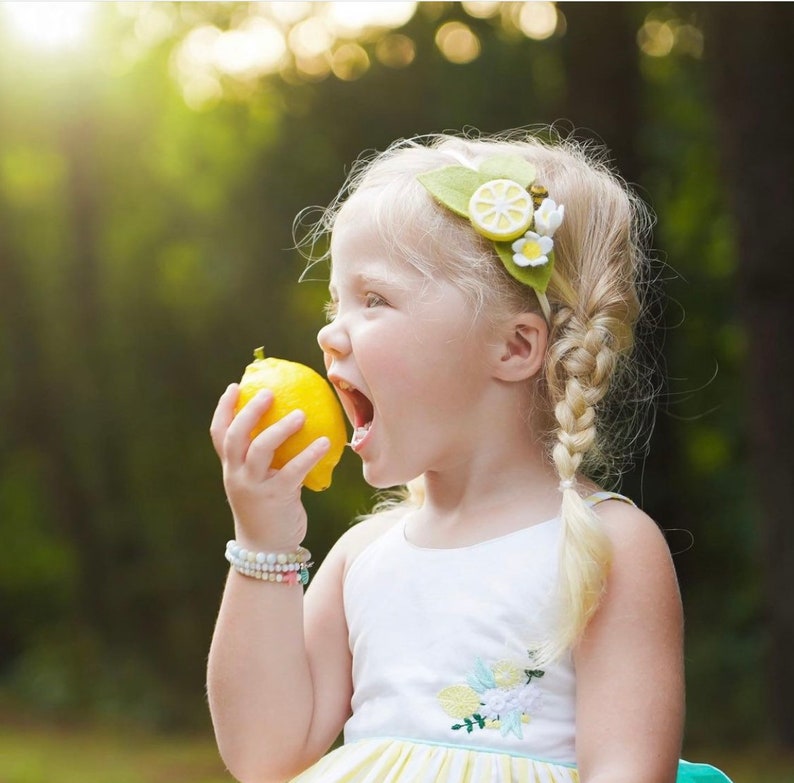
[361,461,420,491]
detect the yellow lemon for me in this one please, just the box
[234,347,347,492]
[437,685,482,719]
[468,178,534,242]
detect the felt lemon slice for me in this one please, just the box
[235,348,347,492]
[468,178,534,242]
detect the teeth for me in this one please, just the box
[338,380,353,391]
[350,422,371,447]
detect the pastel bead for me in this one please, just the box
[224,540,311,587]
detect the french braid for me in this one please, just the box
[538,307,632,661]
[535,153,646,660]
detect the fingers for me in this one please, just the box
[245,409,307,477]
[274,436,331,488]
[211,383,333,491]
[209,383,239,456]
[221,389,275,468]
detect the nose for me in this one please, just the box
[317,318,350,361]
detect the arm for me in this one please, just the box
[574,502,685,783]
[206,385,352,783]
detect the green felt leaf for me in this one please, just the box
[494,243,555,295]
[479,155,536,187]
[417,166,488,217]
[418,157,553,298]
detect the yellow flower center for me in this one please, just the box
[521,239,543,259]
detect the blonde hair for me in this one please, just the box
[299,129,658,662]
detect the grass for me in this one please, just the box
[0,718,234,783]
[1,715,793,783]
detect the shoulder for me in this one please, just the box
[590,498,675,575]
[583,497,683,645]
[322,507,406,580]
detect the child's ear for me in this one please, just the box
[490,312,548,382]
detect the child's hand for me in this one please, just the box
[209,383,331,551]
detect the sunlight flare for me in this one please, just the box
[1,1,95,50]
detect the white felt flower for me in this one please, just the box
[534,198,565,237]
[512,231,554,267]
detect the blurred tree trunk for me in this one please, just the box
[561,4,679,523]
[561,2,642,179]
[702,3,794,748]
[0,200,99,662]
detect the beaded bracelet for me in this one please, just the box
[225,540,312,586]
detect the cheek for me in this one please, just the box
[361,350,421,414]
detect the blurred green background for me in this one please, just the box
[1,2,792,781]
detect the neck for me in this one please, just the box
[408,427,565,546]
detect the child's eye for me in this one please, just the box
[364,292,387,308]
[323,299,338,321]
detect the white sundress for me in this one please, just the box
[290,493,733,783]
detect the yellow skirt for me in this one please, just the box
[289,737,733,783]
[291,737,578,782]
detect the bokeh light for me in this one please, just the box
[462,2,501,20]
[267,1,313,27]
[288,16,335,59]
[518,2,558,41]
[213,17,288,77]
[0,1,597,102]
[375,33,416,68]
[676,24,704,58]
[330,42,370,81]
[324,2,417,37]
[435,21,481,65]
[132,4,175,47]
[638,19,675,57]
[637,11,705,59]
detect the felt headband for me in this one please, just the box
[417,155,564,321]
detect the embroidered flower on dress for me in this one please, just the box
[437,652,545,739]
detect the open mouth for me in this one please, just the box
[336,380,374,451]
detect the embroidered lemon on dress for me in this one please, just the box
[492,660,524,688]
[437,685,483,719]
[468,178,534,242]
[234,347,347,492]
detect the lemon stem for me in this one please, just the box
[253,346,266,361]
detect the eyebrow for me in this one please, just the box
[328,272,410,294]
[360,273,404,287]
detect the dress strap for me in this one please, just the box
[584,490,637,508]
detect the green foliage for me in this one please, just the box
[634,20,759,745]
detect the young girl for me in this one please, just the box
[207,131,733,783]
